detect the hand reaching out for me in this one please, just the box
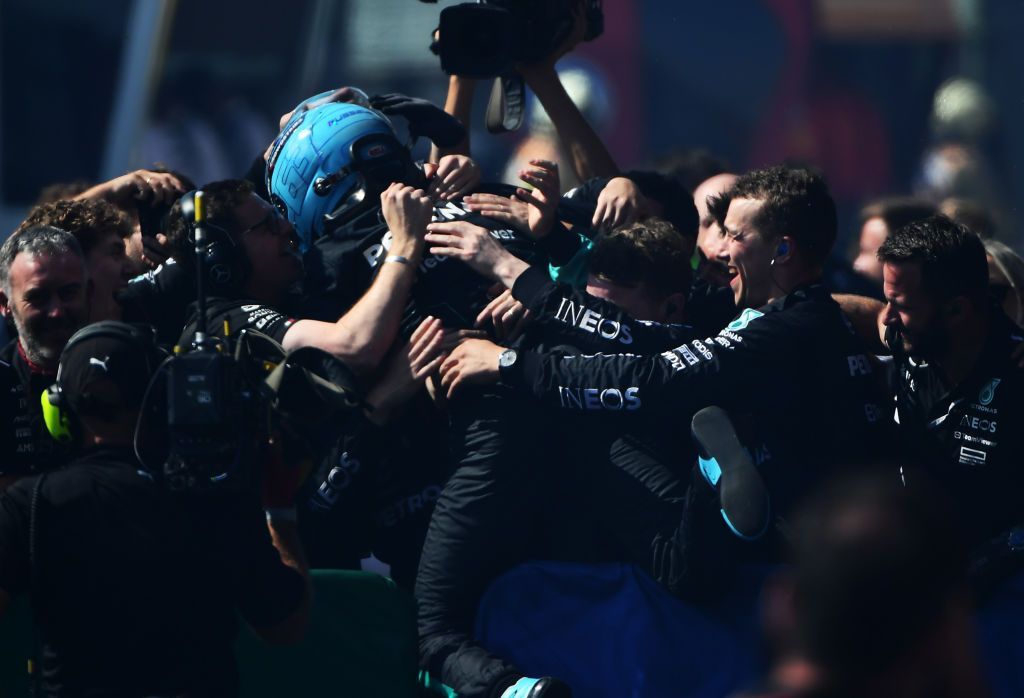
[365,316,447,425]
[592,177,647,232]
[425,220,528,287]
[475,288,532,343]
[515,159,561,240]
[439,338,504,399]
[462,193,530,234]
[425,154,481,201]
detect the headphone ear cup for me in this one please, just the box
[203,234,247,295]
[41,387,75,444]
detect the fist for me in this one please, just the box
[380,183,433,251]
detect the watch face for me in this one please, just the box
[499,349,517,368]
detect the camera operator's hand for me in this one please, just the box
[462,193,530,234]
[592,176,649,232]
[515,159,561,240]
[439,338,504,398]
[380,183,433,259]
[365,316,447,425]
[425,220,529,287]
[425,154,481,201]
[76,169,187,207]
[371,93,467,149]
[476,288,533,343]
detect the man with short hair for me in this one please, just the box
[0,226,90,488]
[877,215,1024,560]
[17,198,135,322]
[442,166,890,593]
[138,177,430,375]
[0,322,309,696]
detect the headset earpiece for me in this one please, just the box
[776,241,790,258]
[41,386,74,444]
[40,322,166,444]
[177,190,250,295]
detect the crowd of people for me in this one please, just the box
[1,13,1023,698]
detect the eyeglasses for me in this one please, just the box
[239,208,288,238]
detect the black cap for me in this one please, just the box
[57,322,161,418]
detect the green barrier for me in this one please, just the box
[237,569,420,696]
[1,570,421,697]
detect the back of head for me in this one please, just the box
[16,198,132,256]
[730,166,838,267]
[793,474,967,683]
[940,197,998,240]
[650,149,731,194]
[877,214,989,307]
[266,101,418,250]
[164,179,254,270]
[55,321,163,428]
[0,224,84,296]
[859,197,937,237]
[588,218,692,301]
[624,170,699,242]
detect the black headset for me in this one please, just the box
[178,190,251,295]
[42,322,165,443]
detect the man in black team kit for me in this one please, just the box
[0,322,309,696]
[0,227,90,490]
[441,165,891,591]
[876,216,1024,597]
[415,217,697,698]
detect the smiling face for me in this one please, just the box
[234,194,304,301]
[1,250,88,367]
[719,197,778,308]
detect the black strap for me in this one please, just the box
[28,471,48,696]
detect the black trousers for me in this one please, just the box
[414,388,729,697]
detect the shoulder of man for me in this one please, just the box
[180,298,297,346]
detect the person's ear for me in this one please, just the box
[0,290,9,317]
[775,235,794,263]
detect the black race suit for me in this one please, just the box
[415,267,699,698]
[0,341,73,481]
[0,446,304,697]
[888,311,1024,594]
[496,283,893,577]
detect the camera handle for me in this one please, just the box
[485,73,525,133]
[192,191,209,351]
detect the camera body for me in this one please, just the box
[164,348,258,492]
[432,0,603,78]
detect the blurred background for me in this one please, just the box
[1,0,1022,252]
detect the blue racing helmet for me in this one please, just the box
[266,100,421,251]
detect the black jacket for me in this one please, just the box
[501,284,893,513]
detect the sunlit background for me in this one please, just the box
[2,0,1022,250]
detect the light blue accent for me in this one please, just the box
[699,456,721,488]
[979,378,1002,406]
[503,677,543,698]
[719,509,765,542]
[268,102,397,251]
[725,308,764,333]
[548,234,594,288]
